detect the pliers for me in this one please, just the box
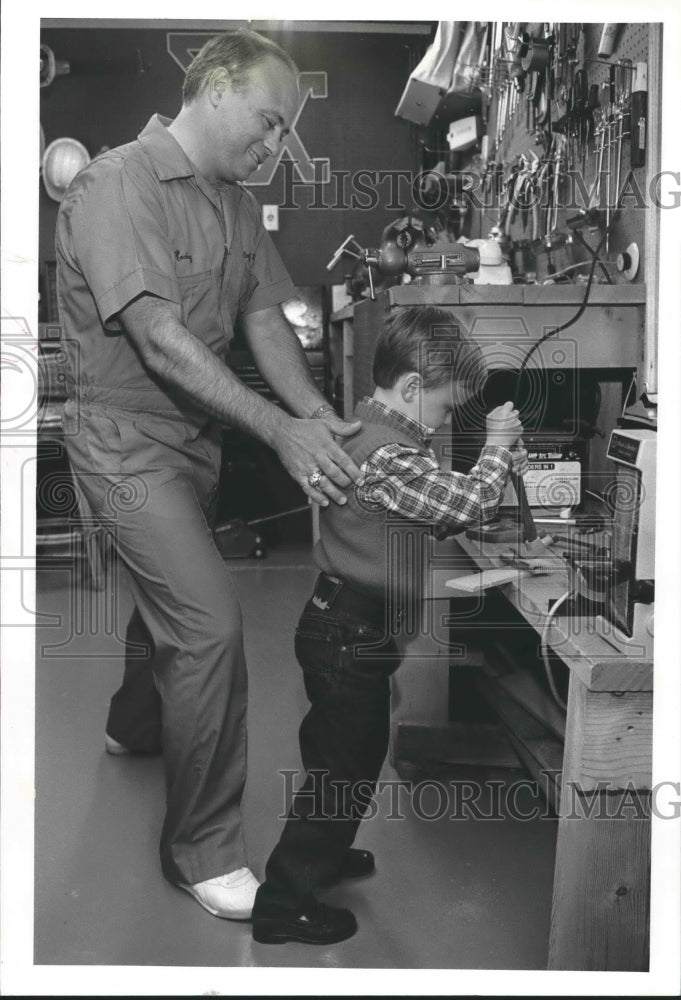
[504,157,527,237]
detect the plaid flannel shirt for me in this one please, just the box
[355,398,511,535]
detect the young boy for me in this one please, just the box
[252,306,527,945]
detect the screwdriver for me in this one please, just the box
[605,64,617,252]
[585,83,600,205]
[572,69,588,174]
[630,62,648,168]
[591,86,608,210]
[614,59,632,208]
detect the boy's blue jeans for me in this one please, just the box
[256,577,402,910]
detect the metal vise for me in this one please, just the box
[327,216,480,300]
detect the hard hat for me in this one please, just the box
[42,137,90,202]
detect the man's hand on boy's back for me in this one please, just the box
[485,401,524,450]
[272,412,363,506]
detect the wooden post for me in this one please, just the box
[644,23,663,396]
[548,674,652,970]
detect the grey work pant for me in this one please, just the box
[62,399,248,886]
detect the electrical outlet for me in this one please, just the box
[262,204,279,231]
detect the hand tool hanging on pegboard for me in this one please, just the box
[498,158,520,233]
[504,152,540,243]
[605,63,617,252]
[528,25,556,149]
[564,42,579,171]
[498,23,523,148]
[534,44,552,132]
[525,71,535,132]
[551,24,581,139]
[549,134,567,234]
[521,149,540,243]
[590,93,607,213]
[527,152,541,241]
[509,50,525,96]
[630,62,647,168]
[550,24,569,133]
[504,155,526,238]
[614,59,632,209]
[571,69,588,178]
[519,24,551,139]
[503,79,513,139]
[585,82,600,200]
[536,148,552,239]
[478,23,494,130]
[519,151,540,240]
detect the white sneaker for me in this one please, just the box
[105,733,131,755]
[178,867,260,920]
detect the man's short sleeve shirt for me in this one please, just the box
[56,114,295,391]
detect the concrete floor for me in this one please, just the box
[35,544,557,969]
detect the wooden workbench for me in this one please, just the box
[430,532,653,971]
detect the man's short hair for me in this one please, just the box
[182,28,298,103]
[373,306,488,393]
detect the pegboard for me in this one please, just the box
[477,21,653,284]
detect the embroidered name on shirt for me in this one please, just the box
[175,250,193,263]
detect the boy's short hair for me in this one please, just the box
[372,306,488,393]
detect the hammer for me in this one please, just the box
[510,471,554,558]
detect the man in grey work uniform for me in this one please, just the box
[55,29,362,920]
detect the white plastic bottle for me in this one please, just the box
[468,239,513,285]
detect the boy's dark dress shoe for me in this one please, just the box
[338,848,375,879]
[252,895,357,945]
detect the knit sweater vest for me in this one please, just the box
[314,398,434,611]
